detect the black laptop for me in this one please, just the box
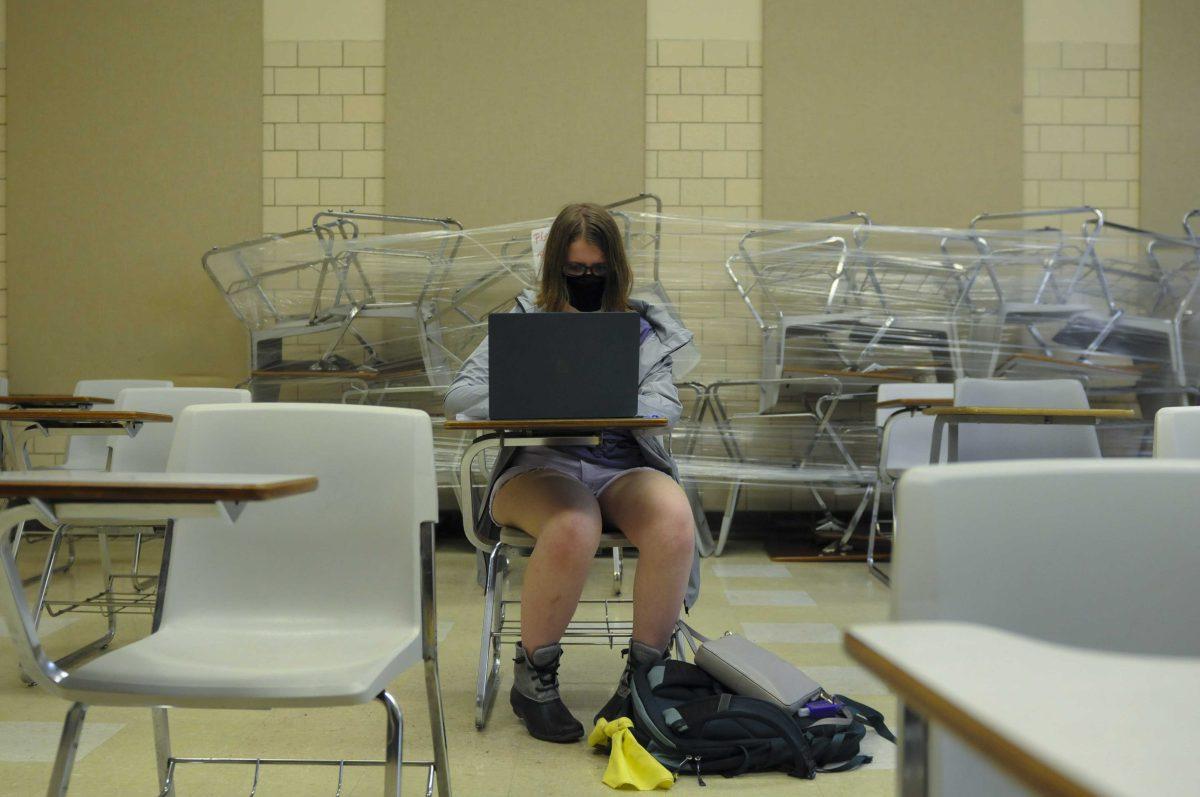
[488,313,640,420]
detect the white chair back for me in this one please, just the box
[894,459,1200,796]
[1153,406,1200,458]
[109,388,251,472]
[875,383,954,475]
[952,377,1100,461]
[64,379,174,470]
[893,459,1200,654]
[161,404,437,630]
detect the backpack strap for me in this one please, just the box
[835,695,897,743]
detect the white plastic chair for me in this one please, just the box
[9,379,174,597]
[1153,406,1200,458]
[865,382,954,583]
[108,387,252,471]
[951,377,1101,461]
[892,459,1200,795]
[0,403,450,796]
[25,389,253,667]
[61,379,174,470]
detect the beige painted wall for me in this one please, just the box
[762,0,1024,227]
[1140,0,1199,235]
[8,0,261,391]
[384,0,645,227]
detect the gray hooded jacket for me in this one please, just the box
[443,290,702,608]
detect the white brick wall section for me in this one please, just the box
[1023,41,1138,225]
[0,40,6,378]
[646,39,762,220]
[264,40,384,234]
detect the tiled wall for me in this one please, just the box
[645,38,762,220]
[1023,41,1140,226]
[644,37,764,390]
[0,38,6,381]
[262,40,385,235]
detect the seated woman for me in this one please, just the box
[444,202,698,743]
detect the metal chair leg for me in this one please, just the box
[611,548,623,596]
[378,691,404,797]
[713,480,741,556]
[823,483,873,554]
[867,480,891,586]
[424,656,452,796]
[152,707,176,797]
[23,526,119,683]
[46,702,88,797]
[475,544,506,730]
[16,522,78,587]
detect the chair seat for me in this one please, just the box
[499,525,629,549]
[65,619,421,709]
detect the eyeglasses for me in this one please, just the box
[563,262,608,278]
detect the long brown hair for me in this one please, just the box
[536,202,633,312]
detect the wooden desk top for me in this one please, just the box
[0,395,115,408]
[444,417,670,432]
[923,406,1136,420]
[845,622,1200,797]
[876,397,955,409]
[0,410,173,424]
[0,472,318,502]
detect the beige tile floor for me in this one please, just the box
[0,533,895,796]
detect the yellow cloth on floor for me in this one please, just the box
[588,717,674,791]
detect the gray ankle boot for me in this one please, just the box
[594,639,668,725]
[510,643,585,743]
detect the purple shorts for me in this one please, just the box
[488,446,659,525]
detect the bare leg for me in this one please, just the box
[599,470,695,650]
[492,470,602,651]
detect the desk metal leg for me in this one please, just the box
[901,705,929,797]
[948,422,959,463]
[929,418,946,464]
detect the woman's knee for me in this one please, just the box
[643,499,696,558]
[536,509,603,559]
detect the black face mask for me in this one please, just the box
[565,274,606,312]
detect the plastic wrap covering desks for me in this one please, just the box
[203,205,1193,526]
[203,211,464,403]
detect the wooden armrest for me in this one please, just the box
[923,406,1136,419]
[0,395,115,407]
[0,410,173,423]
[445,417,670,431]
[0,472,318,502]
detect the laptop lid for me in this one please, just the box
[488,313,640,420]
